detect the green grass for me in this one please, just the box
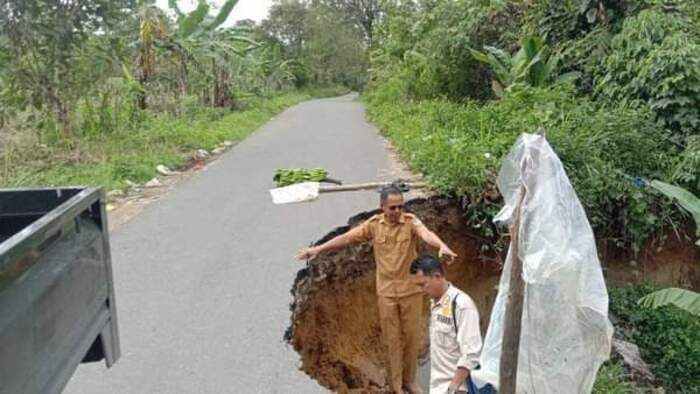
[364,84,688,252]
[593,360,636,394]
[1,87,348,191]
[609,284,700,391]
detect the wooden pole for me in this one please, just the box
[318,182,427,193]
[499,185,527,394]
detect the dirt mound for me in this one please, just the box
[285,197,699,392]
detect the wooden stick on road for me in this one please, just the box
[319,182,427,193]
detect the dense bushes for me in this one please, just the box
[1,88,347,189]
[593,9,699,144]
[365,1,698,392]
[366,85,682,251]
[592,360,636,393]
[369,1,523,102]
[609,284,700,391]
[367,0,699,253]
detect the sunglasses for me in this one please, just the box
[387,204,404,211]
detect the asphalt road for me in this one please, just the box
[64,94,411,393]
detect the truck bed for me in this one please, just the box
[0,187,120,394]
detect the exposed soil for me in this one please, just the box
[286,196,699,393]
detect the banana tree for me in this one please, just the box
[639,288,700,316]
[136,4,169,109]
[470,36,579,97]
[168,0,240,38]
[636,182,699,321]
[200,28,261,107]
[649,180,700,246]
[168,0,268,106]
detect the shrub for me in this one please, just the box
[594,8,700,144]
[366,85,681,252]
[370,1,524,102]
[609,284,700,391]
[592,360,636,394]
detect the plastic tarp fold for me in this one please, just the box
[472,133,613,393]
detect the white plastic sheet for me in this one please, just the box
[472,133,613,393]
[270,182,320,204]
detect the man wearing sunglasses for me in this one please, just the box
[296,185,458,393]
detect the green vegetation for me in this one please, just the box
[367,85,681,252]
[368,3,698,390]
[592,9,699,144]
[640,287,700,316]
[610,284,700,391]
[649,180,700,245]
[469,35,580,97]
[1,89,345,190]
[0,0,364,189]
[366,0,699,254]
[592,360,636,394]
[273,168,329,187]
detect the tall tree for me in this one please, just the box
[135,0,252,108]
[261,0,309,58]
[318,0,381,47]
[305,3,368,88]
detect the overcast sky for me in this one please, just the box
[155,0,274,25]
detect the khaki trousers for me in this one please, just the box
[377,292,423,393]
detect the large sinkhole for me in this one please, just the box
[285,197,699,393]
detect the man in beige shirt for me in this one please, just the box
[296,185,457,393]
[411,255,484,394]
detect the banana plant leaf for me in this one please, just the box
[206,0,240,31]
[639,288,700,316]
[650,180,700,245]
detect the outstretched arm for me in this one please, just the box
[295,224,370,261]
[413,218,458,263]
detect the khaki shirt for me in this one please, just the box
[430,284,482,393]
[348,212,425,297]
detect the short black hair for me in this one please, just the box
[410,255,444,276]
[380,185,403,205]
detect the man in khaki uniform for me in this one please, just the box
[411,255,486,394]
[296,186,457,393]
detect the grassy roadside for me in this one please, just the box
[363,87,698,392]
[1,87,347,191]
[363,85,693,253]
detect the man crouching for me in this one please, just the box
[411,255,487,394]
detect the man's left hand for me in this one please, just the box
[439,245,458,264]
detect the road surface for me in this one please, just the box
[65,94,426,393]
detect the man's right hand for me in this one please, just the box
[295,246,320,261]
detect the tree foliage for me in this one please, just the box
[0,0,352,140]
[260,0,368,90]
[593,8,699,145]
[470,35,579,97]
[366,0,699,254]
[639,288,700,316]
[318,0,381,46]
[610,284,700,390]
[0,0,136,135]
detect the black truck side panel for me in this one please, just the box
[0,188,120,394]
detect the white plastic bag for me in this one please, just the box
[473,133,613,393]
[269,182,320,204]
